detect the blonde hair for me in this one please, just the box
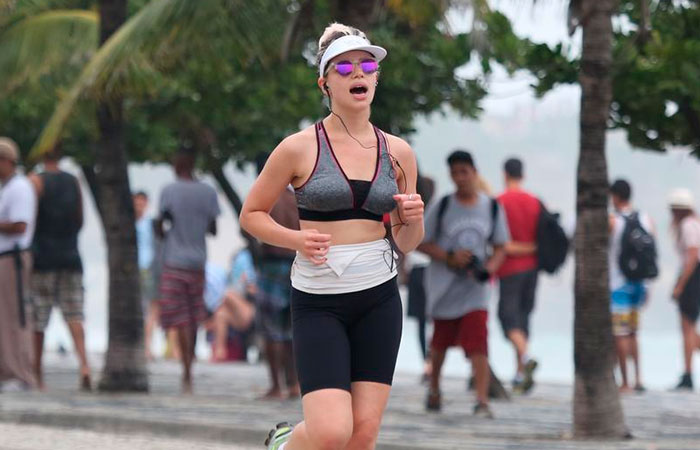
[477,175,492,195]
[316,22,367,68]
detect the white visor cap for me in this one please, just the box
[319,34,387,78]
[668,188,695,210]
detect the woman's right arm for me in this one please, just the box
[239,137,330,265]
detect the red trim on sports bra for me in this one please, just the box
[370,127,382,183]
[358,127,383,209]
[294,123,322,191]
[379,130,401,193]
[321,121,355,207]
[321,121,380,184]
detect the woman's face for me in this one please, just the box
[319,50,379,110]
[671,207,690,223]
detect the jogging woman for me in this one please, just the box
[240,22,424,450]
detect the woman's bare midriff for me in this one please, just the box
[299,219,387,246]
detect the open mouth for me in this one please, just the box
[350,85,368,95]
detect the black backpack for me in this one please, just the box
[618,212,658,281]
[434,194,498,242]
[536,201,569,274]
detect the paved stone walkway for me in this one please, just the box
[0,423,257,450]
[2,354,700,449]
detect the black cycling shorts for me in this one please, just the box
[291,277,402,396]
[498,270,538,337]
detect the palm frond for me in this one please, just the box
[0,0,92,28]
[0,10,98,93]
[29,0,290,161]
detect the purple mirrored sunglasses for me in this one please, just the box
[325,59,379,77]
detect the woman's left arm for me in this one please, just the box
[387,135,424,253]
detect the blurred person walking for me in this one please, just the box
[608,179,656,393]
[134,191,161,361]
[240,23,424,450]
[667,189,700,391]
[156,151,220,393]
[257,187,300,400]
[29,145,91,391]
[496,158,541,394]
[0,137,38,390]
[419,150,508,418]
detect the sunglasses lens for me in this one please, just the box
[335,62,354,76]
[361,60,378,74]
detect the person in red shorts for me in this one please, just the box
[496,158,541,394]
[419,150,509,418]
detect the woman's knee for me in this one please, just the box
[307,423,353,450]
[349,417,382,449]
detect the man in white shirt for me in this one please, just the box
[0,137,38,389]
[608,179,654,393]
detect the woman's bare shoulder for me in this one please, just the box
[276,124,317,156]
[381,131,414,160]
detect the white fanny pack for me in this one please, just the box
[291,239,398,295]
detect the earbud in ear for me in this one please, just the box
[324,84,329,92]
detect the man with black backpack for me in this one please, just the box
[609,179,657,393]
[496,158,542,394]
[419,150,509,418]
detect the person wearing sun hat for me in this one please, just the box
[667,188,700,390]
[0,137,38,390]
[240,23,425,450]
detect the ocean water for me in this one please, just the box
[396,287,695,391]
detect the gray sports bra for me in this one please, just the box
[295,122,399,222]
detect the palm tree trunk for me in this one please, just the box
[573,0,625,437]
[96,0,148,392]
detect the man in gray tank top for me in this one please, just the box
[29,145,91,391]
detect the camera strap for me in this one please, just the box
[434,194,498,245]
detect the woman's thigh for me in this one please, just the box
[348,281,402,385]
[293,302,352,395]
